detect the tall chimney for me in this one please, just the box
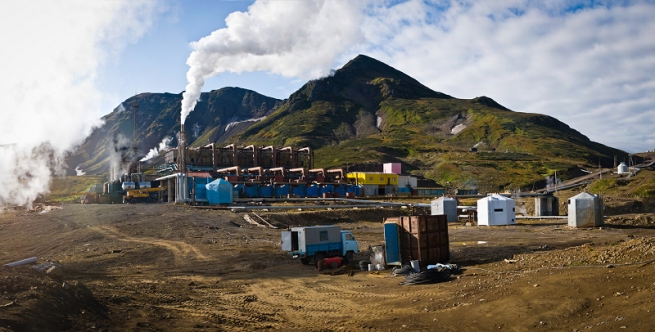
[179,124,187,174]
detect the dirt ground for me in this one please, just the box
[1,203,655,331]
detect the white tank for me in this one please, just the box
[138,182,151,189]
[121,182,136,190]
[617,162,629,174]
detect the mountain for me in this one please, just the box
[67,87,282,175]
[70,54,628,192]
[234,55,627,191]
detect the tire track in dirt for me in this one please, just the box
[243,275,450,331]
[93,226,208,264]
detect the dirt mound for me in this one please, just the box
[0,265,106,331]
[488,236,655,271]
[261,208,409,228]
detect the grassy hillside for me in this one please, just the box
[47,175,106,203]
[237,55,627,192]
[67,88,281,175]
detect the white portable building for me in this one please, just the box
[477,194,515,226]
[617,162,629,174]
[568,192,603,228]
[431,197,458,222]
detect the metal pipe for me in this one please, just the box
[327,168,344,180]
[268,167,286,177]
[288,167,306,177]
[261,145,276,167]
[297,147,312,168]
[224,144,237,166]
[5,257,37,267]
[308,168,326,176]
[244,166,266,176]
[216,166,241,176]
[243,145,258,167]
[192,177,196,205]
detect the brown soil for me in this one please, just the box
[1,203,654,331]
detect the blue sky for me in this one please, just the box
[91,0,654,153]
[98,1,302,102]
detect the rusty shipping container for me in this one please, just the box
[384,215,449,266]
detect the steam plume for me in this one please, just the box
[0,1,159,207]
[180,0,367,124]
[141,136,173,162]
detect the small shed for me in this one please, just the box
[205,179,233,205]
[477,194,515,226]
[568,192,603,227]
[431,197,458,222]
[617,162,629,174]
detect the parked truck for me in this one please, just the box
[281,225,359,265]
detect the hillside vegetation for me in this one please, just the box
[70,55,628,192]
[236,55,627,192]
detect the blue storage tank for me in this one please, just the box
[275,184,290,197]
[260,185,273,198]
[245,184,260,198]
[292,185,305,197]
[306,184,319,197]
[206,179,233,205]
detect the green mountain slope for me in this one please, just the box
[71,54,627,192]
[67,88,281,175]
[235,55,627,191]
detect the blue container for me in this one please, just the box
[260,185,273,198]
[417,188,446,196]
[292,185,305,197]
[195,184,207,201]
[206,179,233,204]
[320,184,334,196]
[334,185,346,196]
[306,184,319,197]
[245,184,260,198]
[275,184,290,197]
[398,187,412,193]
[233,184,245,198]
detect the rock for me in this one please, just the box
[46,265,63,278]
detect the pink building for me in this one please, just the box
[383,163,401,174]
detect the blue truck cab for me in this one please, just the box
[281,225,359,265]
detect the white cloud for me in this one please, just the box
[355,0,655,152]
[0,1,160,207]
[181,0,368,123]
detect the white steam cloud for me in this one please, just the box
[180,0,367,124]
[141,136,173,162]
[0,1,159,207]
[109,134,133,182]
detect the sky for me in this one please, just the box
[1,0,654,206]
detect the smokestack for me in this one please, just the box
[179,123,187,174]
